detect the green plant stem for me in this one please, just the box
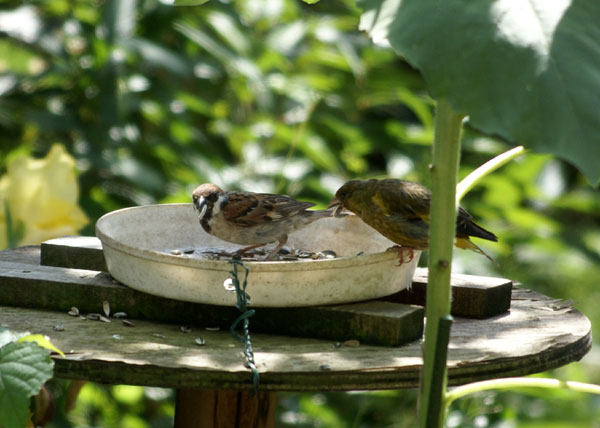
[456,145,526,202]
[445,377,600,408]
[425,315,453,428]
[275,96,320,194]
[418,99,464,428]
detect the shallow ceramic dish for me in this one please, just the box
[95,204,420,307]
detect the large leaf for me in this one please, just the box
[0,342,54,428]
[359,0,600,186]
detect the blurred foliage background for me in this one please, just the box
[1,0,599,426]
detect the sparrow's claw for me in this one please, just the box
[386,245,415,266]
[234,243,267,258]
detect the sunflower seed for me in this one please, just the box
[122,319,135,327]
[112,334,122,340]
[53,325,65,332]
[113,312,128,319]
[195,337,206,346]
[68,307,79,317]
[99,315,111,323]
[321,250,337,259]
[102,301,110,317]
[180,326,192,333]
[86,313,100,320]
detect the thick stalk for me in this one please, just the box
[418,99,464,428]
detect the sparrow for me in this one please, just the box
[328,178,498,262]
[192,183,331,259]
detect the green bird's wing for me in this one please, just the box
[371,180,432,223]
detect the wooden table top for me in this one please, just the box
[0,243,591,392]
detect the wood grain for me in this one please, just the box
[39,236,513,319]
[0,288,590,391]
[174,390,275,428]
[0,241,590,391]
[390,268,513,318]
[0,250,423,347]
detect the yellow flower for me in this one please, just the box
[0,145,88,249]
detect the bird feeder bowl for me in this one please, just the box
[96,203,420,307]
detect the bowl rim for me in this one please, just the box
[95,203,408,273]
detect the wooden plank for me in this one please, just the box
[174,390,275,428]
[38,237,512,319]
[41,236,106,271]
[0,245,40,265]
[387,268,513,319]
[261,302,423,346]
[0,259,422,346]
[0,297,591,390]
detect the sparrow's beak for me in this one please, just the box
[194,196,208,219]
[327,197,344,217]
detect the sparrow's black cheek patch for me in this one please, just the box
[200,216,211,233]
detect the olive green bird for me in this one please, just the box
[328,178,497,262]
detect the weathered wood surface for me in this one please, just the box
[41,237,107,271]
[0,241,590,391]
[40,236,512,319]
[390,269,513,319]
[0,287,590,391]
[0,252,423,347]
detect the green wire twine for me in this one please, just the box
[228,258,259,394]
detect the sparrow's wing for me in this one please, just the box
[223,192,315,226]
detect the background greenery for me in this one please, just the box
[1,0,598,426]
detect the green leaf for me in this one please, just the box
[3,201,25,249]
[358,0,600,186]
[206,11,250,55]
[125,38,192,76]
[0,342,54,428]
[174,22,234,64]
[18,334,65,358]
[297,135,341,172]
[173,0,211,5]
